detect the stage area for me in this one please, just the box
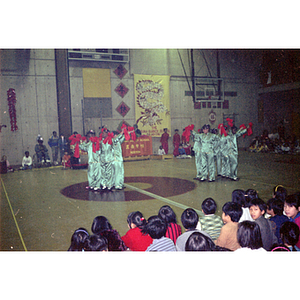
[1,151,300,251]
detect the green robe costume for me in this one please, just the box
[226,127,247,179]
[199,132,219,181]
[112,133,125,189]
[79,141,100,188]
[213,134,221,175]
[191,130,202,178]
[99,139,114,189]
[219,134,229,177]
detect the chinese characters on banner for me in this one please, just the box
[121,136,152,157]
[134,74,171,137]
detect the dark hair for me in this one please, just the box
[91,216,112,234]
[202,124,210,131]
[273,185,287,202]
[280,221,300,251]
[158,205,177,224]
[185,232,215,251]
[84,234,108,251]
[222,202,243,222]
[25,151,29,155]
[284,194,300,210]
[68,227,89,251]
[267,198,284,216]
[181,208,199,230]
[144,215,167,239]
[248,198,267,214]
[232,189,246,207]
[201,198,217,215]
[127,211,146,229]
[237,221,263,250]
[244,189,258,204]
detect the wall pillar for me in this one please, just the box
[55,49,72,137]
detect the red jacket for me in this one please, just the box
[121,227,153,251]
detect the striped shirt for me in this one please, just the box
[165,223,182,244]
[146,237,176,252]
[199,214,224,240]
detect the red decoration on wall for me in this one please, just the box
[116,101,130,117]
[114,64,128,79]
[115,82,129,98]
[7,88,18,131]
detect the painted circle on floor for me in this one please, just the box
[60,176,197,202]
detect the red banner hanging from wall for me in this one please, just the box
[7,88,18,131]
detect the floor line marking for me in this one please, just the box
[124,183,203,216]
[1,178,27,251]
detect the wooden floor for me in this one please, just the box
[1,151,300,251]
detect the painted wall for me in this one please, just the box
[1,48,262,164]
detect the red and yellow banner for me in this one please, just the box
[134,74,170,137]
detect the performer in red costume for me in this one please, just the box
[160,128,169,154]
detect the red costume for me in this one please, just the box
[173,132,181,156]
[121,227,153,251]
[160,132,169,154]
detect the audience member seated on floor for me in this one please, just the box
[266,198,289,244]
[121,211,153,251]
[185,231,216,251]
[176,208,211,251]
[244,188,258,203]
[0,155,14,173]
[279,221,300,251]
[68,228,89,251]
[215,202,242,251]
[158,145,166,155]
[84,234,108,251]
[176,144,191,159]
[91,216,127,251]
[196,198,223,240]
[235,221,266,252]
[143,216,176,251]
[158,205,182,244]
[231,189,253,222]
[20,151,33,170]
[249,198,278,251]
[62,151,71,168]
[284,194,300,248]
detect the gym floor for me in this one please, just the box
[1,151,300,251]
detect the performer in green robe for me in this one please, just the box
[99,128,114,190]
[79,130,101,190]
[198,124,219,182]
[190,129,202,180]
[212,128,222,177]
[112,130,126,189]
[226,126,247,180]
[219,126,230,178]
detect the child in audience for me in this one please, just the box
[84,234,108,251]
[215,202,242,251]
[121,211,153,251]
[176,208,211,251]
[280,221,300,251]
[244,188,258,203]
[158,145,166,155]
[266,198,289,244]
[235,221,266,252]
[197,198,223,240]
[21,151,33,170]
[143,216,176,251]
[185,232,216,251]
[284,194,300,248]
[68,228,89,251]
[62,151,71,168]
[273,184,287,202]
[91,216,126,251]
[158,205,182,243]
[249,198,278,250]
[232,189,253,222]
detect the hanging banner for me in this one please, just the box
[134,74,170,137]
